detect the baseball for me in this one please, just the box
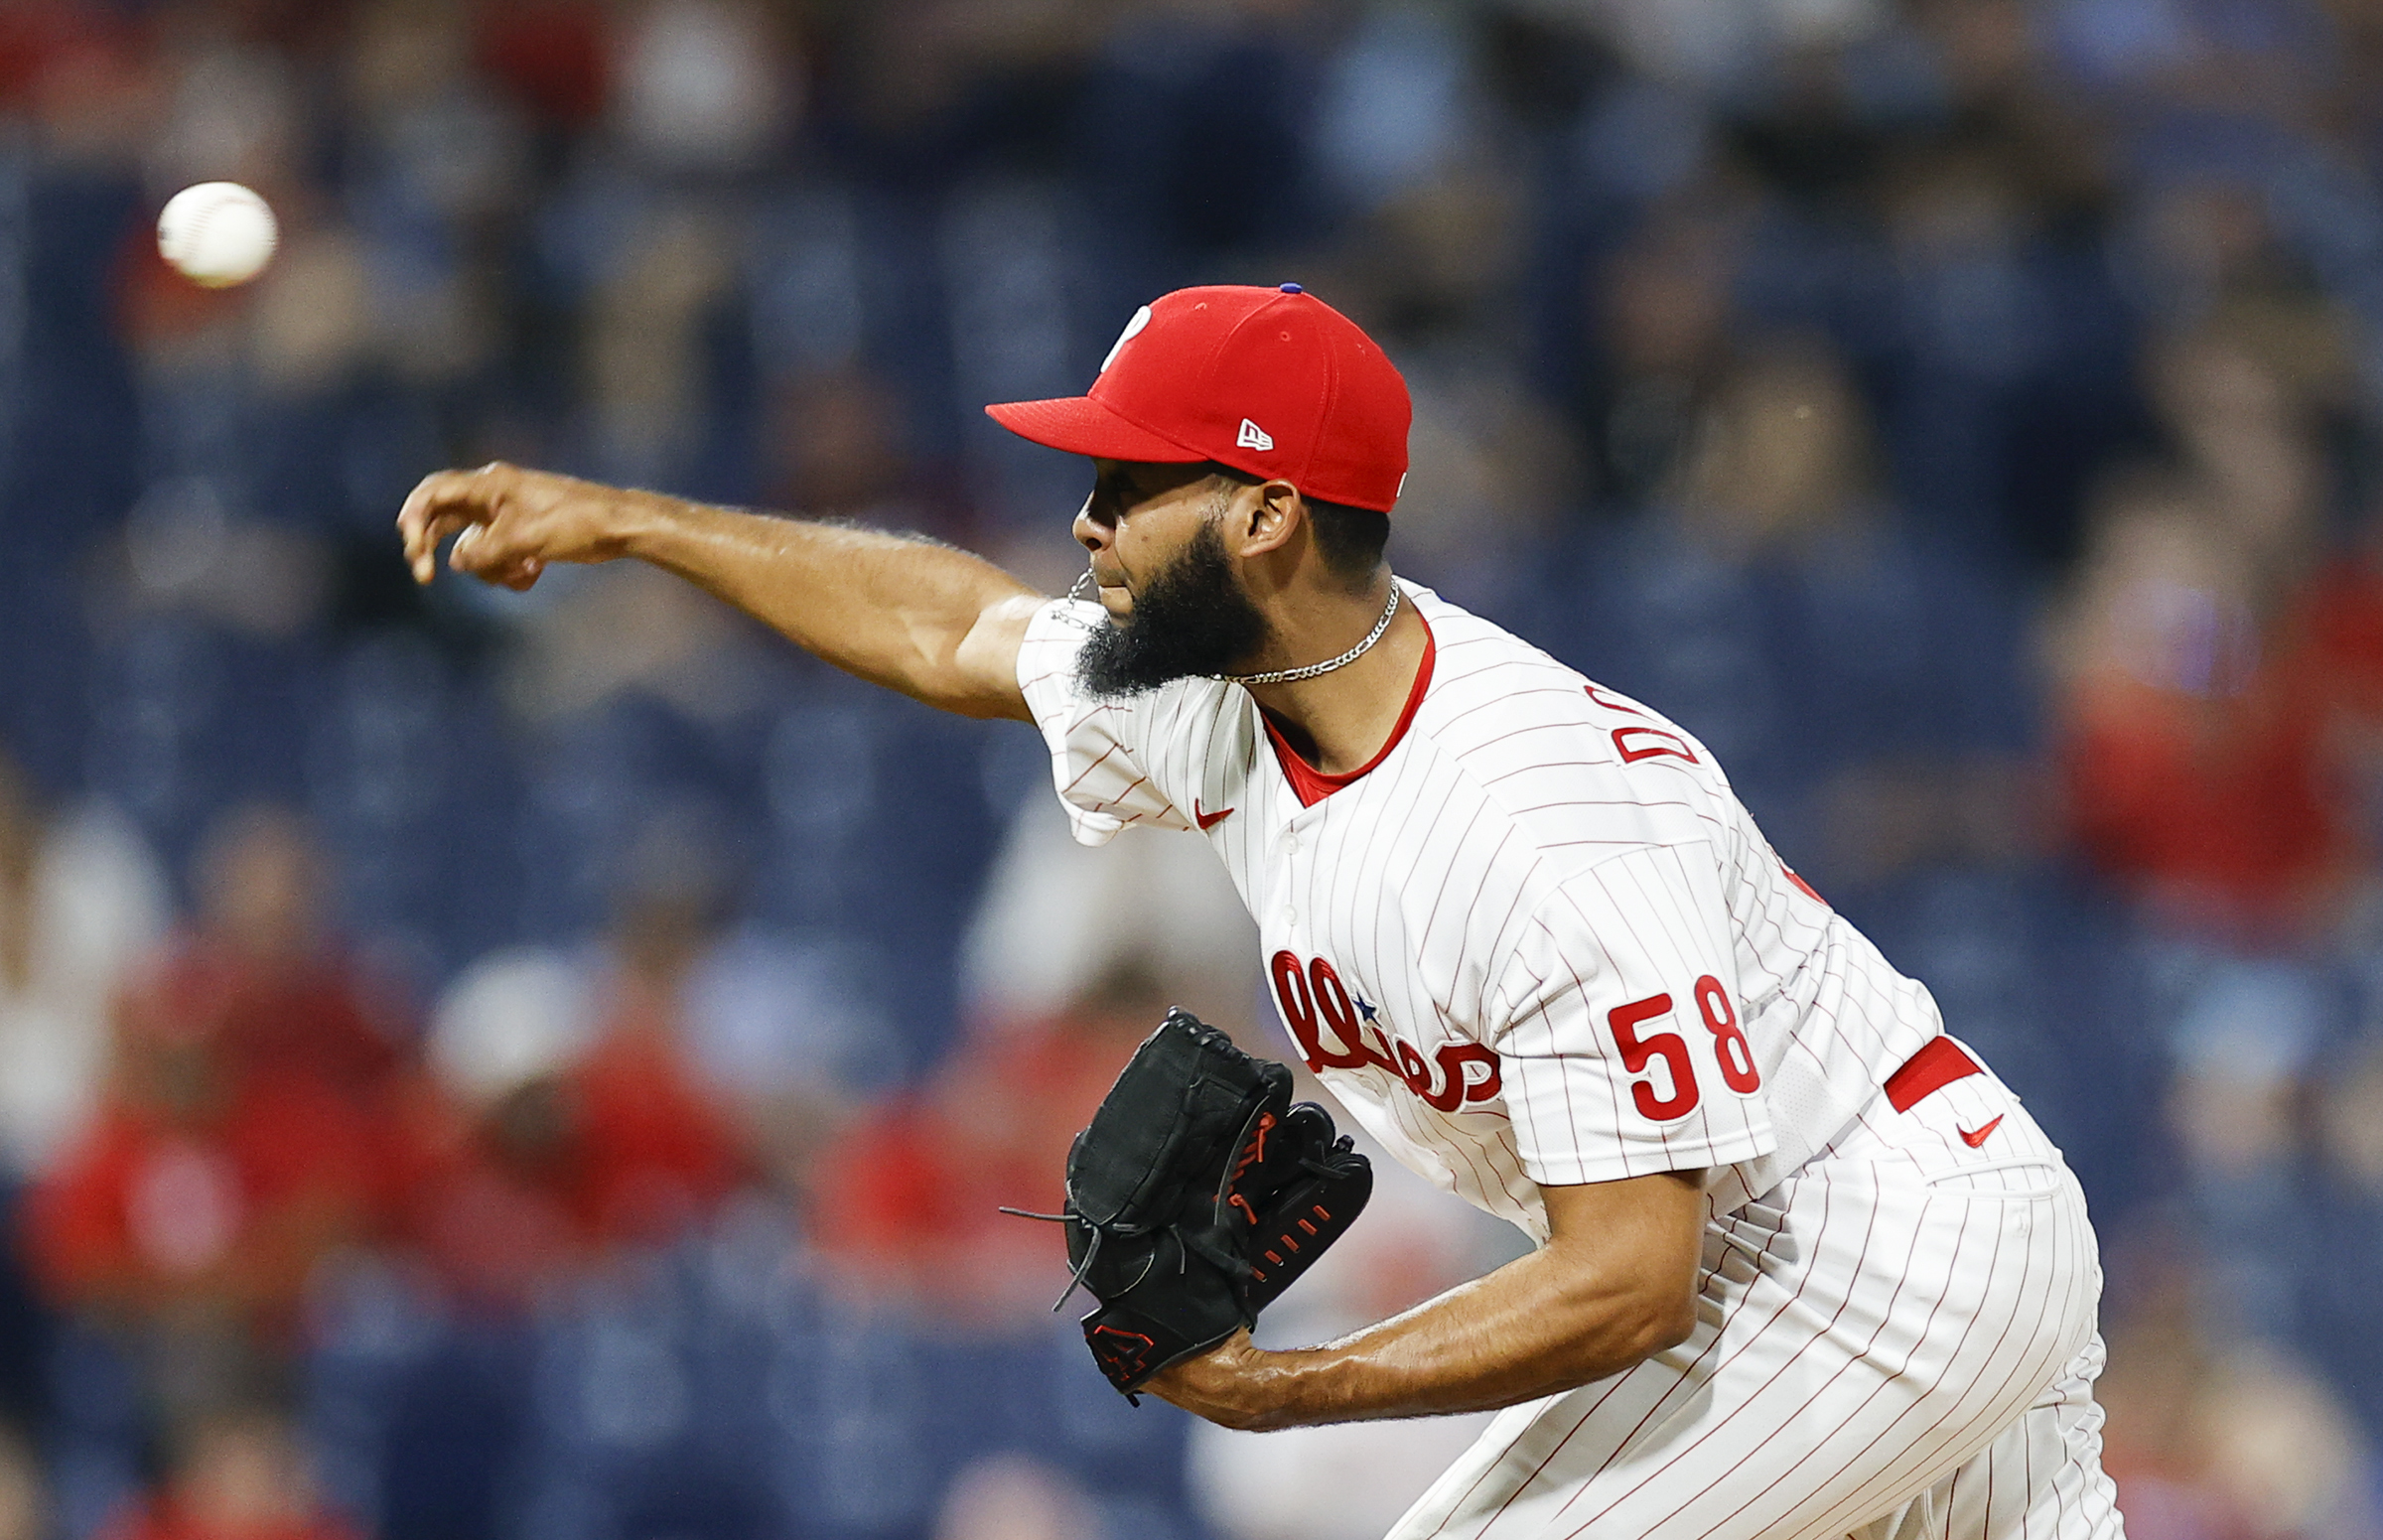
[157,182,278,289]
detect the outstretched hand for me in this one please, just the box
[395,462,630,590]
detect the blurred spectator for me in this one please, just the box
[580,205,740,488]
[1580,335,2034,889]
[2048,469,2356,940]
[145,40,300,199]
[1582,207,1741,508]
[1385,364,1580,613]
[2276,511,2383,931]
[477,0,613,128]
[2163,958,2325,1183]
[97,1399,360,1540]
[3,4,156,170]
[344,0,531,243]
[611,0,796,176]
[962,792,1258,1041]
[2301,1034,2383,1443]
[499,563,772,727]
[1667,332,1880,554]
[407,812,903,1304]
[406,950,592,1308]
[124,807,405,1113]
[934,1455,1096,1540]
[2146,322,2341,599]
[20,982,381,1404]
[537,848,750,1246]
[106,480,333,640]
[763,369,929,525]
[2099,1236,2380,1540]
[814,960,1170,1326]
[20,959,382,1338]
[19,808,399,1413]
[0,752,169,1179]
[0,1424,45,1540]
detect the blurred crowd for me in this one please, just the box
[3,0,2383,1536]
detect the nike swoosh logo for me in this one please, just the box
[1958,1115,2003,1149]
[1194,800,1232,830]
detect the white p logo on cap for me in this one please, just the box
[1236,419,1274,452]
[1099,306,1153,374]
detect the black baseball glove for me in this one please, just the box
[1013,1007,1372,1398]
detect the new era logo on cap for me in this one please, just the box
[981,284,1412,513]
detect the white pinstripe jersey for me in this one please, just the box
[1019,581,1949,1240]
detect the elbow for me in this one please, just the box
[1641,1289,1698,1356]
[1545,1282,1699,1391]
[1604,1286,1698,1371]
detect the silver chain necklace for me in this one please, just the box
[1215,585,1401,686]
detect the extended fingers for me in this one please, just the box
[397,469,496,583]
[399,465,541,584]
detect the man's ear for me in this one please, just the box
[1231,478,1305,558]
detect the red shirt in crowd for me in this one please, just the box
[559,1018,749,1247]
[21,933,408,1329]
[2058,674,2353,937]
[398,998,751,1310]
[96,1498,362,1540]
[815,1014,1144,1321]
[23,1069,378,1330]
[2057,555,2383,940]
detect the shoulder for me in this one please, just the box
[1016,597,1101,691]
[1404,585,1734,877]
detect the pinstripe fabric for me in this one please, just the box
[1017,582,1943,1238]
[1383,1059,2122,1540]
[1017,584,2123,1540]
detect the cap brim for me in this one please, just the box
[984,396,1207,464]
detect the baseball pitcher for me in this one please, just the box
[397,284,2126,1540]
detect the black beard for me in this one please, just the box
[1075,518,1271,698]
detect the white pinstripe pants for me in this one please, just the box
[1388,1045,2126,1540]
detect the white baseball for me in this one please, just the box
[157,182,279,289]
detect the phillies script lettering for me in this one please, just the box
[1270,951,1501,1113]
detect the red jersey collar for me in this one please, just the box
[1262,607,1436,807]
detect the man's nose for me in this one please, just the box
[1071,491,1109,554]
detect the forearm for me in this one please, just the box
[601,489,1043,719]
[1221,1240,1696,1430]
[1149,1170,1709,1432]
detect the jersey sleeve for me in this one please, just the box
[1015,598,1196,846]
[1485,844,1776,1187]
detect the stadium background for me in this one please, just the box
[0,0,2379,1536]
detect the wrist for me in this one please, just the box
[608,485,683,561]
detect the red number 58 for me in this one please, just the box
[1606,976,1761,1122]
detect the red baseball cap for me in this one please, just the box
[984,284,1411,513]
